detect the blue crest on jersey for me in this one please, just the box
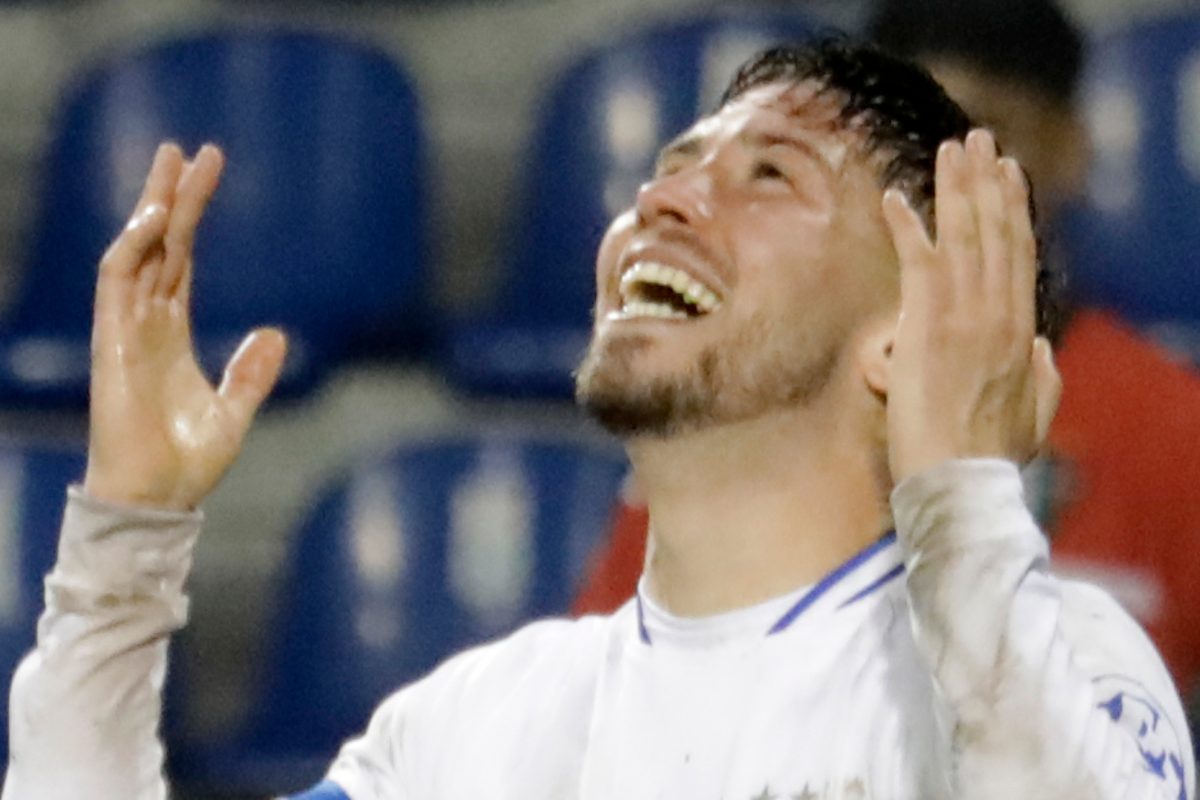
[285,779,351,800]
[1096,677,1186,800]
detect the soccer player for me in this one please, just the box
[578,0,1200,705]
[2,39,1192,800]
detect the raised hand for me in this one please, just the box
[83,143,287,510]
[881,129,1062,485]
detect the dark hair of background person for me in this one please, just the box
[868,0,1084,104]
[721,38,1065,343]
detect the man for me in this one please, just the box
[1,40,1192,800]
[579,0,1200,702]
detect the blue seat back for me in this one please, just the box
[248,433,626,759]
[0,443,86,761]
[16,29,427,398]
[449,11,818,396]
[1067,12,1200,355]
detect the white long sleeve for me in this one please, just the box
[1,486,200,800]
[892,459,1194,800]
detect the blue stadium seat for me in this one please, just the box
[446,9,819,398]
[170,430,627,797]
[6,29,428,407]
[1065,11,1200,362]
[0,442,86,766]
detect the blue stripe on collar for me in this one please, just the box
[636,592,653,645]
[838,563,905,609]
[767,530,898,635]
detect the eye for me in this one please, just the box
[752,160,789,182]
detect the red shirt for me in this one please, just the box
[572,309,1200,694]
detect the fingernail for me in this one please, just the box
[938,140,960,169]
[883,187,910,208]
[948,141,965,169]
[1002,158,1025,187]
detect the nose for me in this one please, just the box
[634,165,713,228]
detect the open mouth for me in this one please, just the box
[616,262,722,320]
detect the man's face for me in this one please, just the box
[575,81,898,438]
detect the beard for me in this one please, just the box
[574,311,842,439]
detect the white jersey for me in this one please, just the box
[1,460,1193,800]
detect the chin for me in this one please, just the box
[575,333,722,439]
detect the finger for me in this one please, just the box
[933,140,981,288]
[158,143,225,298]
[217,327,288,435]
[96,204,170,320]
[1003,157,1038,337]
[133,142,184,218]
[99,203,170,281]
[965,130,1011,315]
[1031,336,1061,451]
[98,143,183,286]
[882,187,934,259]
[882,188,936,313]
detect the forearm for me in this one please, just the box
[2,487,200,800]
[893,459,1193,800]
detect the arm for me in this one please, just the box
[882,131,1192,799]
[1,143,286,800]
[892,459,1192,800]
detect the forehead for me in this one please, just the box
[660,80,867,176]
[682,81,850,146]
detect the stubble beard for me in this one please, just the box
[574,312,842,439]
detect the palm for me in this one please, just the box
[880,131,1060,484]
[84,144,286,510]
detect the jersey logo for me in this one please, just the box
[1095,677,1187,800]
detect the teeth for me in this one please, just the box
[618,300,689,320]
[618,262,722,315]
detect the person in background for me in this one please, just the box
[574,0,1200,705]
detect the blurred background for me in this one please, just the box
[0,0,1198,796]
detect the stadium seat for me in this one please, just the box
[6,29,428,407]
[1064,10,1200,363]
[170,429,627,797]
[0,441,86,767]
[446,9,819,398]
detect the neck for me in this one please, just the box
[626,397,892,618]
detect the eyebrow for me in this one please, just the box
[742,130,834,174]
[653,128,835,176]
[654,132,704,173]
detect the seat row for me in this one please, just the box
[10,7,1199,414]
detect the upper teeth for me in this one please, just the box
[618,262,722,317]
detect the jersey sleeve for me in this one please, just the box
[891,458,1195,800]
[1,487,201,800]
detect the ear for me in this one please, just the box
[858,315,897,398]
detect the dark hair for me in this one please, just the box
[720,38,1065,343]
[869,0,1083,104]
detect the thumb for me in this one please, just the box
[217,327,288,432]
[1032,336,1062,451]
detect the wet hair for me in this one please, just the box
[720,37,1065,343]
[869,0,1083,104]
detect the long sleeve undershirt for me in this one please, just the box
[892,459,1193,800]
[2,462,1192,800]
